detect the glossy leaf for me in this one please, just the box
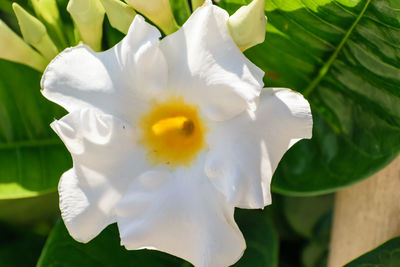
[345,237,400,266]
[0,59,70,199]
[218,0,400,195]
[37,209,278,266]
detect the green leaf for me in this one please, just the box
[0,1,12,13]
[37,220,185,267]
[0,221,48,267]
[345,237,400,266]
[0,59,70,199]
[218,0,400,195]
[38,209,278,266]
[233,209,279,267]
[103,16,125,49]
[0,192,59,225]
[283,194,333,239]
[170,0,191,26]
[301,212,332,267]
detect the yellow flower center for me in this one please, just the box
[139,97,207,167]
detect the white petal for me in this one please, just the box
[116,163,245,267]
[53,108,151,242]
[159,2,264,121]
[205,88,312,209]
[41,15,167,123]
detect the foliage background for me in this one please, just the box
[0,0,399,266]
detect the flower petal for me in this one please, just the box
[52,108,150,242]
[159,1,264,121]
[205,88,312,209]
[41,15,167,122]
[116,163,245,267]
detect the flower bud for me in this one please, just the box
[31,0,66,48]
[227,0,267,51]
[12,3,59,61]
[125,0,179,35]
[99,0,136,34]
[67,0,105,51]
[0,20,47,72]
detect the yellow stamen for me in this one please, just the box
[151,116,193,136]
[139,97,207,167]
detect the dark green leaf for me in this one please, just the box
[0,192,59,225]
[103,17,125,49]
[170,0,191,26]
[234,209,279,267]
[37,220,187,267]
[0,221,48,267]
[38,209,278,267]
[283,194,333,239]
[301,212,332,267]
[345,237,400,266]
[0,60,70,199]
[0,1,12,13]
[218,0,400,195]
[302,241,328,267]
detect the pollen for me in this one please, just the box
[139,97,207,167]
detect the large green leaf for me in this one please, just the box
[345,237,400,266]
[38,209,278,266]
[0,59,70,199]
[37,221,184,267]
[218,0,400,195]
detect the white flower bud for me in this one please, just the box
[227,0,267,51]
[67,0,105,51]
[12,3,59,61]
[31,0,66,48]
[0,20,47,72]
[125,0,179,35]
[99,0,136,34]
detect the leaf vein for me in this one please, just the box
[303,0,372,97]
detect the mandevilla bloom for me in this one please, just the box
[41,1,312,266]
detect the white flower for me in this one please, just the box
[41,2,312,267]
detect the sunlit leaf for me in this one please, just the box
[0,60,70,199]
[218,0,400,195]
